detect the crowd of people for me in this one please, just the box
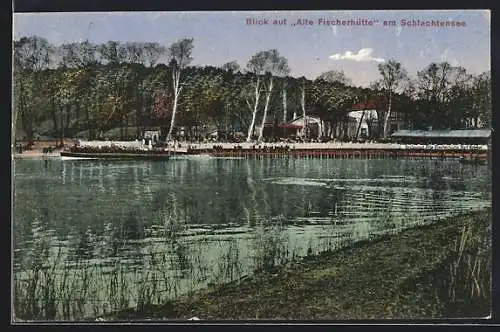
[69,145,151,153]
[209,145,293,152]
[66,140,489,155]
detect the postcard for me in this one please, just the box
[12,10,491,322]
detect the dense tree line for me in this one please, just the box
[13,36,491,146]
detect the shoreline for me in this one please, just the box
[12,141,489,160]
[14,150,488,162]
[12,150,62,159]
[61,148,488,161]
[75,141,489,151]
[103,208,491,321]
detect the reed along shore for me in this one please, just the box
[105,208,491,320]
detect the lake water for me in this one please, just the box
[12,156,491,320]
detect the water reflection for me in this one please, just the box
[15,159,491,242]
[13,157,491,318]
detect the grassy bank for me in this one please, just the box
[108,208,491,320]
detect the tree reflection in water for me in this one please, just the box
[12,157,491,319]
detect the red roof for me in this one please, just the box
[351,101,380,110]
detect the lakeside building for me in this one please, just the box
[142,127,161,145]
[256,111,384,141]
[257,107,385,141]
[255,114,323,140]
[345,110,378,139]
[286,115,322,138]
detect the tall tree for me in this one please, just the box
[297,76,308,138]
[100,66,138,138]
[221,61,240,74]
[143,42,166,67]
[471,72,491,128]
[14,36,53,71]
[377,59,407,138]
[13,36,54,146]
[254,49,290,141]
[13,70,36,144]
[309,79,356,139]
[99,41,126,65]
[317,70,353,86]
[13,34,491,145]
[54,70,75,144]
[281,78,288,124]
[245,53,266,142]
[56,40,101,140]
[230,74,256,135]
[166,38,194,140]
[59,41,98,69]
[416,62,468,129]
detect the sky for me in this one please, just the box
[13,10,490,87]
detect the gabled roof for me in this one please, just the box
[391,129,491,138]
[288,115,321,124]
[290,114,320,120]
[348,110,378,120]
[350,101,381,111]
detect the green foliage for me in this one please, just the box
[317,70,353,86]
[12,36,491,143]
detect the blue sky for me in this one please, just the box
[13,10,490,87]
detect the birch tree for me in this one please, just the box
[281,78,288,123]
[377,59,407,138]
[245,54,265,142]
[166,38,194,141]
[297,76,308,138]
[255,50,290,141]
[244,50,290,142]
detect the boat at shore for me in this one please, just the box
[60,155,99,161]
[60,148,489,161]
[60,151,171,161]
[60,141,490,161]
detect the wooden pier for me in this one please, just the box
[186,148,488,161]
[61,144,489,162]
